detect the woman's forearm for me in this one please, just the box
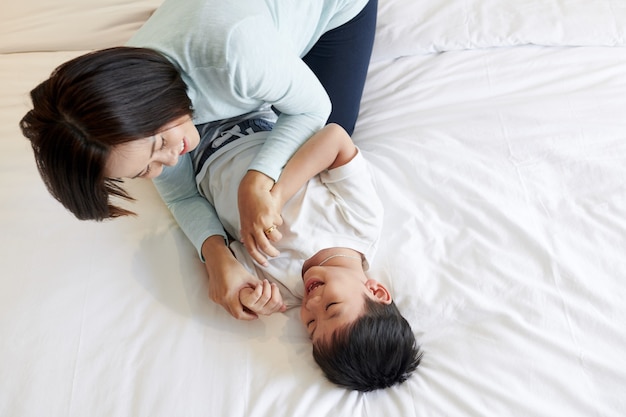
[154,154,227,259]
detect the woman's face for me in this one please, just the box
[105,115,200,179]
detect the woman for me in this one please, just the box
[19,0,377,320]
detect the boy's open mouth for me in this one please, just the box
[305,279,323,295]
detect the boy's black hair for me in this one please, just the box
[312,297,422,392]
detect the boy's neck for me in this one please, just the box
[301,247,363,276]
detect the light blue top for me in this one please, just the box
[126,0,368,257]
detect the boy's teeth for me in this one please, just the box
[307,282,322,293]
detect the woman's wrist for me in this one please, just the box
[240,169,274,192]
[202,235,235,271]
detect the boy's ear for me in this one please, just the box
[364,279,392,305]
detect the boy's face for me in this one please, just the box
[299,265,391,344]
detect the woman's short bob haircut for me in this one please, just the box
[19,46,193,221]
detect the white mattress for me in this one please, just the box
[1,1,625,416]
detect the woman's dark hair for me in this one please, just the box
[312,297,422,392]
[19,46,192,220]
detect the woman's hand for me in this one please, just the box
[202,235,262,320]
[239,280,287,317]
[238,170,283,265]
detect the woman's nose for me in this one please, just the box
[161,147,179,166]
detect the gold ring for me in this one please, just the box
[264,225,276,235]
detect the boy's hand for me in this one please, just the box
[239,280,287,317]
[238,170,283,265]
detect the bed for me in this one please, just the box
[1,0,625,416]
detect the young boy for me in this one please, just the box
[192,109,422,391]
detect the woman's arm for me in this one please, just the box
[154,155,263,320]
[153,155,227,256]
[232,22,333,263]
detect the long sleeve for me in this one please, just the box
[188,16,332,181]
[152,153,226,260]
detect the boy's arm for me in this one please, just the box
[271,123,357,209]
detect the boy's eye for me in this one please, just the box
[307,319,315,328]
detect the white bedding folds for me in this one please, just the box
[1,1,625,416]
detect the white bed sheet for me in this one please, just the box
[1,1,626,416]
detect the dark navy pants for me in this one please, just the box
[302,0,378,135]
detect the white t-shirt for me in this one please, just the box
[196,131,383,306]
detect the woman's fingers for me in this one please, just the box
[241,226,281,265]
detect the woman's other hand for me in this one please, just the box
[202,235,261,320]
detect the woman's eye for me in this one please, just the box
[325,302,337,311]
[160,136,167,150]
[307,319,315,327]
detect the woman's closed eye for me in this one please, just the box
[137,136,167,178]
[325,302,337,311]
